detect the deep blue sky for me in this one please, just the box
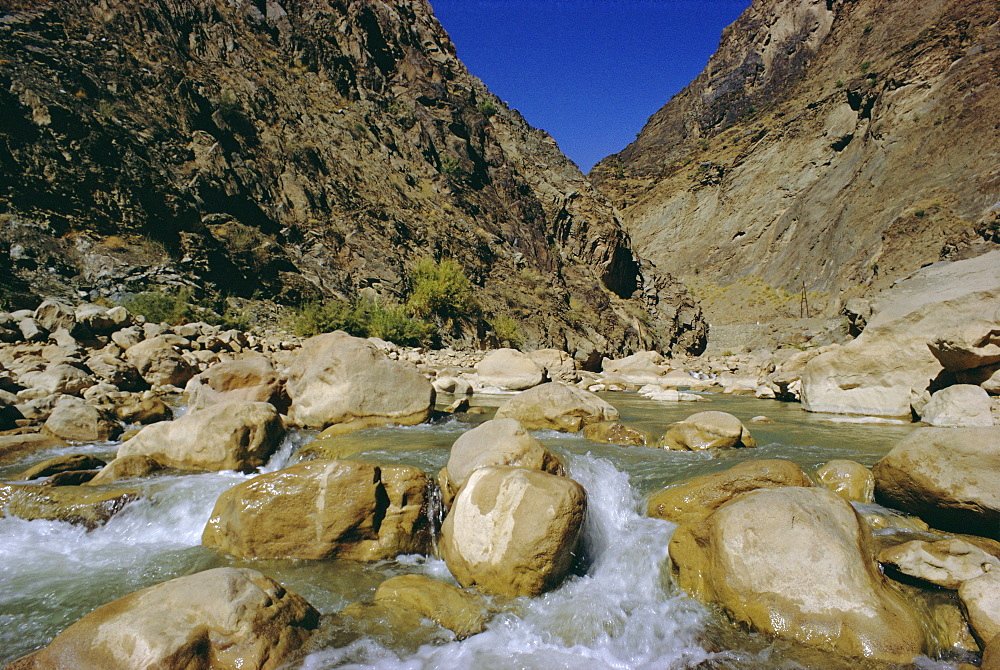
[430,0,751,173]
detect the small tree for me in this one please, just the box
[407,257,476,322]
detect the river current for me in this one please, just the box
[0,393,963,668]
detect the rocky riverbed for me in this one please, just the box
[1,251,1000,669]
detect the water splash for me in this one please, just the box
[301,453,710,669]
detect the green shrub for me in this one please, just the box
[290,298,433,347]
[407,257,476,322]
[489,314,521,347]
[121,288,202,325]
[477,100,497,117]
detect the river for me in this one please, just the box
[0,392,962,669]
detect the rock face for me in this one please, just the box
[440,465,586,597]
[873,427,1000,539]
[657,410,756,451]
[0,0,704,357]
[493,381,619,432]
[648,459,810,525]
[202,460,432,561]
[474,349,545,390]
[117,400,284,473]
[669,486,925,664]
[7,567,319,670]
[285,332,434,431]
[800,251,1000,417]
[591,0,1000,325]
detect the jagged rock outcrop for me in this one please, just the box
[0,0,705,356]
[592,0,1000,324]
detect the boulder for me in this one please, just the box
[669,486,925,664]
[873,427,1000,538]
[929,324,1000,371]
[185,356,287,412]
[445,418,564,494]
[20,362,94,396]
[17,454,106,481]
[87,454,165,485]
[113,394,172,424]
[432,376,473,395]
[0,482,140,529]
[124,335,197,387]
[582,420,649,446]
[33,299,77,335]
[7,567,318,670]
[475,348,545,390]
[374,575,489,639]
[202,460,432,560]
[957,362,1000,395]
[494,381,619,432]
[815,460,875,503]
[527,348,578,383]
[440,465,586,597]
[959,570,1000,646]
[18,317,47,342]
[0,433,66,466]
[801,250,1000,417]
[920,385,995,427]
[601,351,664,374]
[648,459,811,524]
[878,539,1000,589]
[117,401,284,473]
[285,331,434,430]
[84,352,144,391]
[43,397,121,442]
[656,410,756,450]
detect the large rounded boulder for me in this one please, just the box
[494,381,618,432]
[202,460,432,561]
[6,567,318,670]
[475,348,545,390]
[185,356,287,412]
[117,401,284,473]
[285,331,434,431]
[444,418,564,494]
[440,466,586,597]
[669,486,925,664]
[873,427,1000,538]
[657,410,756,450]
[124,335,197,388]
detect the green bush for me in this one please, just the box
[290,299,433,347]
[120,288,202,325]
[477,100,497,118]
[407,257,476,322]
[489,314,522,347]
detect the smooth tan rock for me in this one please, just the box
[0,433,66,466]
[20,362,94,396]
[432,376,473,395]
[873,427,1000,539]
[983,633,1000,670]
[920,384,995,427]
[124,335,197,387]
[527,348,578,383]
[84,352,144,391]
[202,460,432,561]
[656,410,755,450]
[494,381,618,432]
[185,356,287,412]
[0,482,140,529]
[440,466,586,597]
[878,538,1000,589]
[475,348,545,390]
[801,252,1000,418]
[960,570,1000,645]
[285,331,434,430]
[118,401,284,473]
[648,459,810,524]
[43,397,121,442]
[87,454,165,485]
[113,395,171,424]
[374,574,489,639]
[669,486,925,664]
[816,460,875,503]
[930,325,1000,371]
[446,418,564,492]
[7,567,318,670]
[17,453,106,481]
[582,420,649,446]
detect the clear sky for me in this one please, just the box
[430,0,751,173]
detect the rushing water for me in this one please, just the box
[0,393,961,668]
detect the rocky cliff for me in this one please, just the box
[591,0,1000,324]
[0,0,705,358]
